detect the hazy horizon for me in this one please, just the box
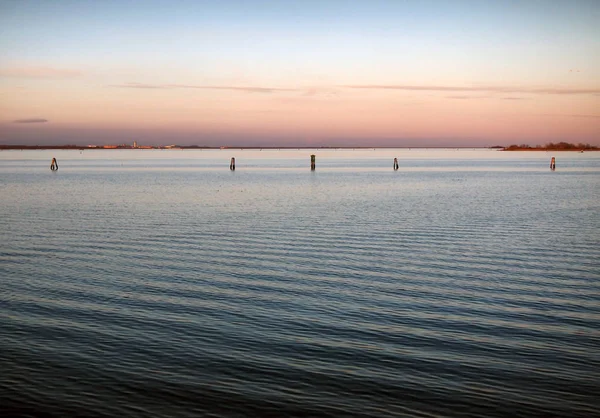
[1,0,599,147]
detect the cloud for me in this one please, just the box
[343,84,600,95]
[446,95,481,100]
[302,87,340,97]
[0,66,81,79]
[538,113,600,119]
[13,118,48,123]
[569,114,600,118]
[112,82,165,89]
[111,82,297,93]
[502,97,528,100]
[171,84,297,93]
[108,83,176,89]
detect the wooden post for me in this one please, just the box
[230,157,235,171]
[393,158,399,171]
[310,154,316,171]
[550,157,556,171]
[50,158,58,171]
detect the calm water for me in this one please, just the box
[1,149,599,417]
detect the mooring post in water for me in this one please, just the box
[393,157,399,171]
[310,154,316,171]
[230,157,235,171]
[50,158,58,171]
[550,157,556,171]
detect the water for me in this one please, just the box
[1,149,599,417]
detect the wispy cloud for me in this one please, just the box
[343,85,600,95]
[446,95,483,100]
[569,114,600,118]
[111,82,298,93]
[13,118,48,123]
[0,66,81,79]
[303,88,340,97]
[502,97,528,100]
[170,84,297,93]
[113,82,165,89]
[539,113,600,119]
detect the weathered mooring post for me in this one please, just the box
[230,157,235,171]
[550,157,556,171]
[50,158,58,171]
[310,154,316,171]
[393,158,399,171]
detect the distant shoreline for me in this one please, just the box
[0,145,597,151]
[501,148,597,152]
[0,145,497,150]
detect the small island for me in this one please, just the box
[503,142,599,151]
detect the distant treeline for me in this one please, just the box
[504,142,599,151]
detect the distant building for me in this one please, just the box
[133,141,138,148]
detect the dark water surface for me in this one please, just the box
[1,149,599,417]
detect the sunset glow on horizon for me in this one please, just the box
[1,0,599,147]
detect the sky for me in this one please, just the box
[1,0,599,147]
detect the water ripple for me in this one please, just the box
[1,150,599,417]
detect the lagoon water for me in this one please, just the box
[1,149,599,417]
